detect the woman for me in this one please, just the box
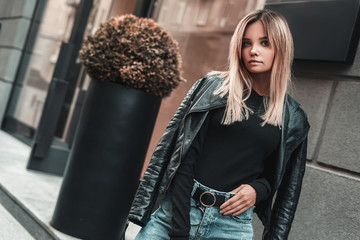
[128,9,310,240]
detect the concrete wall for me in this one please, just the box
[252,1,360,239]
[287,56,360,240]
[0,0,37,124]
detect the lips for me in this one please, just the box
[249,60,262,63]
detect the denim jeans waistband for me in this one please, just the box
[191,179,235,202]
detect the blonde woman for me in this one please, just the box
[129,9,310,240]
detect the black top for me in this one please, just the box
[195,91,280,192]
[169,90,281,239]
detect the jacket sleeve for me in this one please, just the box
[128,77,206,226]
[267,136,308,240]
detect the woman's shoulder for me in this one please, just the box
[196,72,227,89]
[285,94,305,114]
[205,71,227,82]
[285,94,310,133]
[191,72,226,91]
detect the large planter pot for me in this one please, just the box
[51,79,161,239]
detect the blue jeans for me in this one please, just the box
[135,180,254,240]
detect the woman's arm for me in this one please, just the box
[248,178,272,204]
[268,137,308,240]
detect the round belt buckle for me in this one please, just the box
[199,191,216,207]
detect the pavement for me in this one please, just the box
[0,130,141,240]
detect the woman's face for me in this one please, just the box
[241,20,275,74]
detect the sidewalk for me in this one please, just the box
[0,130,140,240]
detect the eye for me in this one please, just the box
[242,41,251,47]
[261,40,270,46]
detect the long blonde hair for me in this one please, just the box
[213,9,294,127]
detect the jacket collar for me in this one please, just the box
[189,75,301,117]
[189,76,227,113]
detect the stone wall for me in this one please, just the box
[287,55,360,240]
[253,2,360,239]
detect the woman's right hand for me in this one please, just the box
[219,184,256,216]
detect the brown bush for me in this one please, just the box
[79,14,184,97]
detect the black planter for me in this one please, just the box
[51,79,161,239]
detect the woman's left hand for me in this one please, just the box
[219,184,256,216]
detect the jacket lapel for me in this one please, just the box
[181,78,227,158]
[189,78,227,113]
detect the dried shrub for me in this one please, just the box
[79,14,184,97]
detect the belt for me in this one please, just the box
[192,186,227,208]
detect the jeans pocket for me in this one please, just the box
[230,212,253,224]
[190,198,203,226]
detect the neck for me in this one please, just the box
[251,71,271,96]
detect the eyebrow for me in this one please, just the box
[243,36,268,41]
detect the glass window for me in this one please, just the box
[4,0,116,141]
[5,0,80,138]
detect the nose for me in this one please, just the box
[250,44,259,56]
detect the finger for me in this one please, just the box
[230,185,245,194]
[231,207,248,216]
[229,187,241,194]
[227,199,255,216]
[222,203,247,215]
[220,198,246,214]
[221,196,255,215]
[219,194,240,210]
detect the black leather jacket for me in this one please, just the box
[129,75,310,240]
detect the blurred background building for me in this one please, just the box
[0,0,359,239]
